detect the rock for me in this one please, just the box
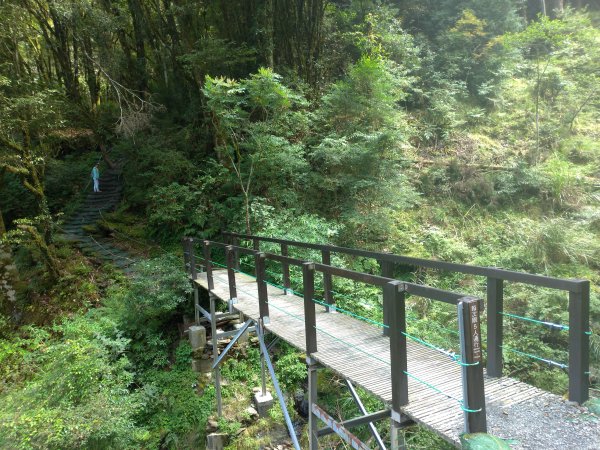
[207,419,219,432]
[245,406,259,420]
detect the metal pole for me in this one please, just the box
[259,320,267,396]
[569,281,590,404]
[255,252,270,323]
[345,380,386,449]
[257,322,301,450]
[210,293,222,417]
[486,277,503,377]
[458,297,487,433]
[307,356,319,450]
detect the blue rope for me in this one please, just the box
[501,312,569,331]
[501,346,568,369]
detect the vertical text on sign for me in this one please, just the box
[470,302,482,362]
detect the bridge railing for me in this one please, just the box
[221,231,590,404]
[185,237,489,433]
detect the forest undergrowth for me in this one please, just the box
[1,1,599,448]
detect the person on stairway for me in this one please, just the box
[91,163,101,192]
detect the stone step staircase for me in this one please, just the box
[60,165,136,273]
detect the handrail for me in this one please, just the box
[220,231,590,404]
[184,237,489,435]
[222,231,586,292]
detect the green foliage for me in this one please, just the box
[103,254,191,370]
[0,316,144,450]
[137,341,214,448]
[273,347,306,393]
[460,433,511,450]
[148,182,208,241]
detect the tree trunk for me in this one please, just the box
[548,0,564,17]
[127,0,149,95]
[0,173,22,320]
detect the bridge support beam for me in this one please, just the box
[345,379,386,449]
[209,292,223,417]
[307,357,319,450]
[256,320,301,450]
[390,411,408,450]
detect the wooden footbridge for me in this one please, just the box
[183,233,595,449]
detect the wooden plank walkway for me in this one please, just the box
[196,270,600,448]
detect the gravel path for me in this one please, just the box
[486,393,600,449]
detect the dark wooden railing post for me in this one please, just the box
[381,260,394,337]
[202,240,213,290]
[321,249,333,312]
[189,238,197,281]
[486,277,504,377]
[182,237,190,274]
[386,281,408,411]
[225,245,237,304]
[253,238,260,277]
[281,243,291,294]
[303,262,317,354]
[232,235,240,271]
[458,297,487,434]
[569,281,590,404]
[255,252,270,323]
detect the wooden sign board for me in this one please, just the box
[469,301,482,362]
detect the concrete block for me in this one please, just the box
[234,322,249,344]
[189,325,206,351]
[206,432,228,450]
[253,390,274,417]
[192,357,213,373]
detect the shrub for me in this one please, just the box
[147,182,208,242]
[0,316,144,449]
[103,254,192,370]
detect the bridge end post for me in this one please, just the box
[281,243,291,294]
[387,280,408,449]
[321,250,334,312]
[209,291,222,417]
[225,246,237,311]
[202,240,213,290]
[303,262,319,449]
[381,260,395,337]
[231,235,240,271]
[303,262,317,354]
[458,297,487,434]
[255,252,270,323]
[486,277,503,377]
[569,281,590,404]
[182,236,190,274]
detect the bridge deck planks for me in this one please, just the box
[196,270,598,448]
